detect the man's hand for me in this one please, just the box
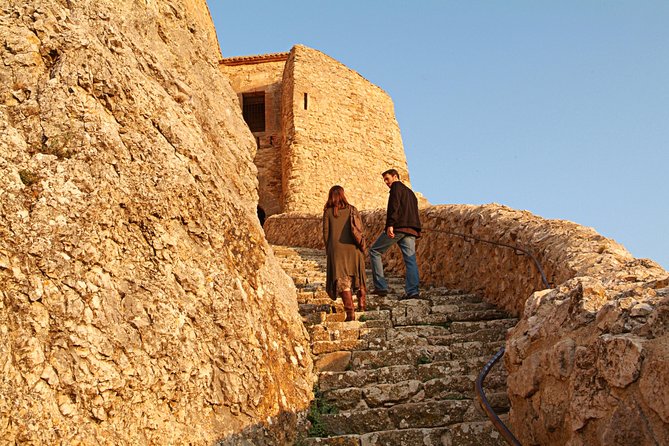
[386,226,395,238]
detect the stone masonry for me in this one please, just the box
[264,204,669,444]
[221,45,425,218]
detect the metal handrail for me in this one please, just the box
[475,347,522,446]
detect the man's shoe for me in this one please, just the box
[370,289,388,296]
[399,293,420,300]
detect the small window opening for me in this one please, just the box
[269,136,274,145]
[242,92,265,132]
[304,93,308,110]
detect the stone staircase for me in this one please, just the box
[273,245,518,446]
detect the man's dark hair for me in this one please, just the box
[382,169,400,179]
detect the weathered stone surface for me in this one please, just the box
[360,427,448,446]
[265,205,669,444]
[639,355,669,424]
[443,422,506,446]
[280,45,417,214]
[387,400,470,428]
[0,1,312,444]
[596,334,644,388]
[315,351,352,372]
[221,45,428,218]
[362,380,423,407]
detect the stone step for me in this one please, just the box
[319,357,497,391]
[322,309,391,324]
[309,323,512,353]
[301,420,510,446]
[443,421,509,446]
[387,323,515,347]
[301,427,449,446]
[348,342,505,371]
[317,399,486,436]
[391,319,510,334]
[273,245,515,445]
[367,294,495,311]
[321,374,508,411]
[390,304,511,326]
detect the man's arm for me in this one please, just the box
[386,184,401,229]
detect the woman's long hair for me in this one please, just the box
[324,185,350,217]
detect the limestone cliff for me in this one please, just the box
[0,1,312,444]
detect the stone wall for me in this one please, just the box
[220,56,287,216]
[0,1,312,444]
[264,204,669,444]
[280,45,413,213]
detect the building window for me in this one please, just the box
[242,92,265,132]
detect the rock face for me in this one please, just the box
[0,1,312,444]
[264,205,669,444]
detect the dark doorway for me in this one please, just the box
[242,92,266,132]
[257,206,266,227]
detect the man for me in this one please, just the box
[369,169,421,299]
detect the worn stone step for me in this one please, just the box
[303,427,450,446]
[300,435,359,445]
[302,423,508,446]
[300,302,337,316]
[366,291,486,309]
[349,342,505,371]
[390,304,511,326]
[387,318,516,339]
[319,399,479,436]
[321,370,508,411]
[316,325,510,351]
[323,309,390,324]
[319,357,504,391]
[387,327,511,347]
[297,290,331,303]
[443,421,509,446]
[310,323,387,343]
[358,427,449,446]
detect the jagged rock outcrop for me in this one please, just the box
[0,1,312,444]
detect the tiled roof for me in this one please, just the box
[219,52,290,66]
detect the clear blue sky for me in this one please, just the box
[207,1,668,269]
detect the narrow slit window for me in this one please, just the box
[304,93,308,110]
[242,92,265,132]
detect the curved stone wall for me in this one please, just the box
[264,203,669,444]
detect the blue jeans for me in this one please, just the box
[369,232,419,295]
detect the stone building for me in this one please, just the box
[220,45,423,221]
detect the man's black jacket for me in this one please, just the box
[386,181,421,232]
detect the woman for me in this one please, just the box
[323,185,367,322]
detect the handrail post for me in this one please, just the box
[475,347,522,446]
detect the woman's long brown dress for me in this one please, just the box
[323,206,367,300]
